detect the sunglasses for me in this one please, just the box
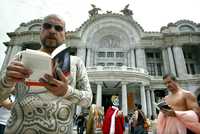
[42,23,64,32]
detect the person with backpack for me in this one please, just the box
[133,104,147,134]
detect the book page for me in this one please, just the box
[157,101,172,110]
[21,49,52,90]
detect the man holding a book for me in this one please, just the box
[157,74,200,134]
[0,14,92,134]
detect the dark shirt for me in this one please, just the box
[76,115,86,127]
[136,110,145,126]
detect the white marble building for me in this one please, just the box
[1,7,200,118]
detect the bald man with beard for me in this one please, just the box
[0,14,92,134]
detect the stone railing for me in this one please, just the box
[183,74,200,79]
[87,66,148,74]
[150,74,200,81]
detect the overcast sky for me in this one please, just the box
[0,0,200,69]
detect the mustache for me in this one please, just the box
[46,34,57,39]
[47,36,56,39]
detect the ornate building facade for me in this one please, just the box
[1,6,200,118]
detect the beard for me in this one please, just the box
[41,38,61,49]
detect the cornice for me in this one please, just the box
[174,19,198,26]
[163,32,200,36]
[75,12,144,34]
[20,19,42,27]
[3,42,11,46]
[7,31,40,37]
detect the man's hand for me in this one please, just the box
[43,69,68,97]
[5,61,32,84]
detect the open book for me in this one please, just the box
[157,101,172,111]
[20,44,70,89]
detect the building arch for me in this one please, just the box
[28,24,42,31]
[80,15,142,48]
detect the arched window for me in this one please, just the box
[95,35,127,66]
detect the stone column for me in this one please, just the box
[128,51,131,67]
[172,46,187,77]
[130,49,136,67]
[150,90,157,118]
[9,45,22,59]
[86,48,91,67]
[77,48,86,63]
[167,47,176,75]
[140,84,147,115]
[92,50,96,66]
[135,48,147,69]
[1,45,22,73]
[121,82,128,116]
[96,82,102,107]
[162,48,170,74]
[146,89,152,118]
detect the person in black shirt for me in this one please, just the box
[76,112,86,134]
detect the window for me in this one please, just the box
[157,63,162,76]
[186,62,196,75]
[146,52,154,59]
[95,51,126,66]
[147,63,156,76]
[116,63,123,66]
[98,52,105,57]
[184,52,193,59]
[97,63,105,66]
[107,52,114,57]
[183,46,200,74]
[116,52,124,58]
[146,49,164,76]
[107,63,114,66]
[155,52,161,59]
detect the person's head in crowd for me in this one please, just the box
[150,115,155,120]
[163,73,178,92]
[137,104,142,110]
[111,95,119,107]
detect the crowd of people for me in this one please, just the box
[0,14,199,134]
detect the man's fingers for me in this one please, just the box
[44,74,60,86]
[7,71,30,79]
[10,61,24,66]
[44,73,68,96]
[2,60,32,83]
[56,68,68,82]
[7,64,32,75]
